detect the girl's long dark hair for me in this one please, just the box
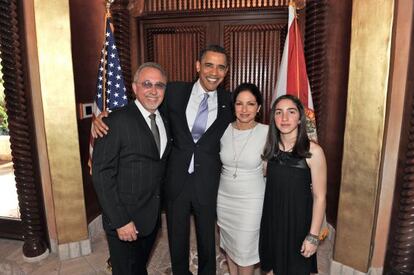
[262,94,311,160]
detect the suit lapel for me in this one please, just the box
[181,84,194,142]
[161,113,171,160]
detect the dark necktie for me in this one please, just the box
[149,113,160,153]
[188,93,209,173]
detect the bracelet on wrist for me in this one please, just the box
[305,234,320,246]
[308,233,319,239]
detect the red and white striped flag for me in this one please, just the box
[272,2,317,140]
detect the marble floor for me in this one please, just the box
[0,215,333,274]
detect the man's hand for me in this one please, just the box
[116,221,138,242]
[91,110,110,138]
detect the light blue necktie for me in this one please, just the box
[188,93,209,173]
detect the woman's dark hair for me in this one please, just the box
[262,94,311,160]
[232,82,263,120]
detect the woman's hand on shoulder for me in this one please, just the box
[91,110,110,138]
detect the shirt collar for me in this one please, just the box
[194,79,217,100]
[134,99,160,119]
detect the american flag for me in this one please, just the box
[89,16,128,170]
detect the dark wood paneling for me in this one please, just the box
[144,23,207,82]
[144,0,290,13]
[223,22,285,123]
[0,219,23,240]
[315,0,352,227]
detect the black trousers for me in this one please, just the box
[106,222,159,275]
[166,174,217,275]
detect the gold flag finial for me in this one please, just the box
[106,0,114,11]
[289,0,306,10]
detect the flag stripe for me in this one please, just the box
[273,3,317,139]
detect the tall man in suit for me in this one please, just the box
[162,45,233,274]
[92,62,171,275]
[92,45,233,274]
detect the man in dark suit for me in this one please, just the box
[92,45,233,274]
[162,45,233,274]
[92,62,171,275]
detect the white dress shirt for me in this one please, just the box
[186,79,218,134]
[135,99,167,158]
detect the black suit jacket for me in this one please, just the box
[161,81,233,205]
[92,102,171,236]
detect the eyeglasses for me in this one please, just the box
[138,80,167,91]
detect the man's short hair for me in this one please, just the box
[199,45,229,65]
[133,62,168,82]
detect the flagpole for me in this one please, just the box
[294,6,301,99]
[102,0,115,112]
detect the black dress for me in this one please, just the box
[259,151,317,274]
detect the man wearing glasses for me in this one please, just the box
[93,45,234,274]
[92,62,171,275]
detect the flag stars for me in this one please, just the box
[95,20,127,112]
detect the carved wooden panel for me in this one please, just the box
[224,23,286,123]
[111,0,133,99]
[144,24,207,82]
[144,0,290,13]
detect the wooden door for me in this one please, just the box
[139,10,289,123]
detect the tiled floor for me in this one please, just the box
[0,215,333,274]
